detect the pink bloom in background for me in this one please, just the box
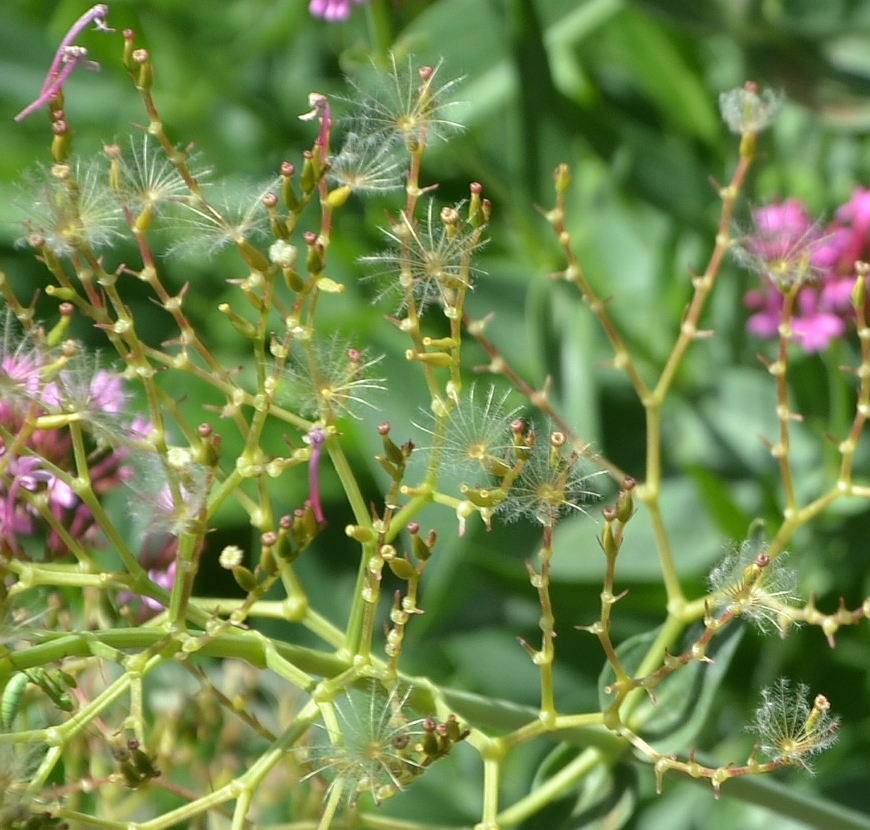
[739,191,870,353]
[0,344,136,558]
[309,0,364,21]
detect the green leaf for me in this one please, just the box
[520,747,637,830]
[684,463,752,540]
[598,621,743,755]
[550,476,724,583]
[602,7,720,144]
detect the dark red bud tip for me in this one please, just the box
[623,476,637,490]
[281,161,295,176]
[303,231,317,245]
[407,522,420,535]
[52,120,68,135]
[59,302,75,317]
[124,28,135,40]
[755,553,770,567]
[470,182,482,194]
[197,423,213,437]
[510,419,525,434]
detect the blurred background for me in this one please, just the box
[2,1,870,827]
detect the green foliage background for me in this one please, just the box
[3,0,870,827]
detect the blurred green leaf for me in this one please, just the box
[520,748,637,830]
[598,622,742,754]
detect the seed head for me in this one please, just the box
[499,428,599,527]
[415,384,520,485]
[327,133,404,195]
[17,159,123,256]
[362,199,486,313]
[305,681,428,805]
[719,83,783,134]
[749,678,839,772]
[282,334,386,421]
[342,54,464,152]
[707,541,798,633]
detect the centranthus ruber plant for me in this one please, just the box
[2,5,870,830]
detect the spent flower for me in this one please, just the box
[707,542,799,633]
[739,190,870,352]
[306,682,427,805]
[169,178,278,257]
[14,4,113,122]
[363,198,486,313]
[106,136,195,226]
[18,159,124,256]
[719,83,783,135]
[306,681,465,806]
[342,55,464,152]
[327,133,404,194]
[749,678,839,772]
[415,384,520,485]
[499,427,598,527]
[732,200,830,289]
[282,334,386,421]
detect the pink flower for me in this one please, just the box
[305,425,326,524]
[791,288,846,352]
[14,4,113,122]
[309,0,364,21]
[738,191,870,353]
[0,342,139,557]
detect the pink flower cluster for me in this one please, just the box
[740,189,870,352]
[309,0,364,21]
[0,347,133,559]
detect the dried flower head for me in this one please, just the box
[415,384,520,485]
[749,678,839,772]
[731,199,840,290]
[327,133,404,194]
[169,177,277,256]
[362,199,486,313]
[107,136,194,220]
[342,55,464,152]
[17,159,123,256]
[719,83,783,134]
[707,541,798,633]
[499,428,599,527]
[124,450,211,537]
[282,334,386,421]
[305,681,428,805]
